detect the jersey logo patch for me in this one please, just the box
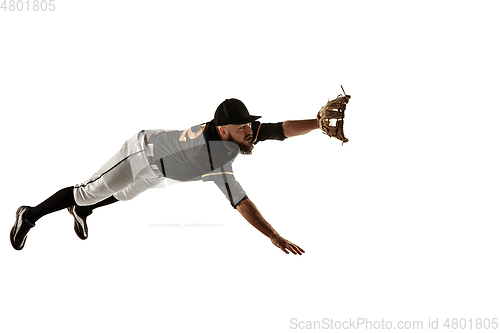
[179,124,206,142]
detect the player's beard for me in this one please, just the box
[228,132,254,155]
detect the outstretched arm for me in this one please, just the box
[282,119,319,138]
[236,198,305,255]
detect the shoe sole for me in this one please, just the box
[68,207,88,240]
[11,206,29,250]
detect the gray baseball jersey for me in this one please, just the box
[153,120,286,207]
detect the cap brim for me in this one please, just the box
[231,115,261,125]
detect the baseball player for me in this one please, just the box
[11,96,349,254]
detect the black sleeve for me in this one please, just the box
[201,162,248,208]
[252,121,286,144]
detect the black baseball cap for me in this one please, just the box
[214,98,261,126]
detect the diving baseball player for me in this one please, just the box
[11,96,350,254]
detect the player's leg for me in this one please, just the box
[11,131,148,249]
[11,186,117,249]
[22,136,138,224]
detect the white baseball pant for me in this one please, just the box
[73,130,165,206]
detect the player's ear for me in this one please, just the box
[218,125,229,139]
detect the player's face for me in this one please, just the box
[227,123,254,155]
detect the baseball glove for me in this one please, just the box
[317,86,351,144]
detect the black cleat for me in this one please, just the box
[10,206,35,250]
[67,206,90,240]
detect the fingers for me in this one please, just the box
[293,246,304,256]
[288,244,302,255]
[284,243,297,255]
[293,243,305,254]
[283,240,305,255]
[271,236,305,255]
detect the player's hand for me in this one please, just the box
[270,235,305,255]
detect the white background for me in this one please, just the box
[1,1,499,332]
